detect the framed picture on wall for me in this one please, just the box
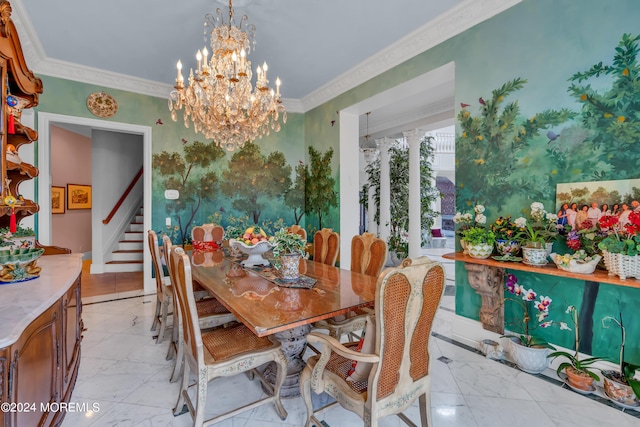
[67,184,92,209]
[51,186,65,214]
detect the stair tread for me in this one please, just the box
[113,249,143,253]
[120,240,143,243]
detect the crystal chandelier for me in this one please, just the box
[169,0,286,151]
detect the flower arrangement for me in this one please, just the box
[490,215,519,240]
[564,225,607,257]
[453,204,487,237]
[271,228,307,258]
[514,202,559,246]
[548,306,606,386]
[503,273,556,348]
[597,212,640,255]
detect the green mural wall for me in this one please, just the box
[30,0,640,363]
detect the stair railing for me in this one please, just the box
[102,167,143,224]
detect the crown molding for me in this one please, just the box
[11,0,519,113]
[301,0,521,112]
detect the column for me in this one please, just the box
[376,138,392,243]
[404,129,421,258]
[432,171,442,229]
[361,148,379,235]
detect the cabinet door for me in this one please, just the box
[7,302,60,427]
[61,277,81,402]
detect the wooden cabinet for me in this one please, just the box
[0,274,82,427]
[0,0,43,229]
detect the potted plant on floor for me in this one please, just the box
[601,313,640,406]
[502,273,555,374]
[547,305,606,391]
[271,228,307,281]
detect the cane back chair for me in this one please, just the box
[313,228,340,266]
[170,248,288,426]
[300,256,445,427]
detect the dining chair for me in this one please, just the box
[170,248,288,426]
[163,235,237,383]
[313,232,388,340]
[313,228,340,266]
[148,230,174,345]
[300,256,445,427]
[191,223,225,251]
[287,224,307,241]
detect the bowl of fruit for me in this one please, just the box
[229,227,275,267]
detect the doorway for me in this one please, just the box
[37,113,154,293]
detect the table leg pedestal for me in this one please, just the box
[262,324,312,398]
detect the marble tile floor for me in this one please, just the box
[61,278,640,427]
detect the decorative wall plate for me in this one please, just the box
[87,92,118,118]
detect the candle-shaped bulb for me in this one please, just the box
[177,60,183,82]
[232,51,237,62]
[275,77,281,96]
[196,50,202,72]
[256,65,262,78]
[202,47,209,68]
[263,62,268,73]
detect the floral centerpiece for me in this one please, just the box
[597,212,640,279]
[490,215,520,256]
[229,226,275,267]
[514,202,559,247]
[548,305,606,391]
[271,228,307,281]
[503,274,556,373]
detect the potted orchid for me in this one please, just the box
[502,274,556,374]
[548,305,606,391]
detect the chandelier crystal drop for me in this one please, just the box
[168,0,286,151]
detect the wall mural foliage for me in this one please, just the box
[456,33,640,364]
[153,140,337,244]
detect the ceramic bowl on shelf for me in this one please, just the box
[549,253,601,274]
[229,239,275,267]
[0,247,45,284]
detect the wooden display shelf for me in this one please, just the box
[443,251,640,289]
[7,120,37,150]
[6,159,38,178]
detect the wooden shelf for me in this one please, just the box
[443,252,640,289]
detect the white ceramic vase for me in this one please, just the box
[522,246,548,266]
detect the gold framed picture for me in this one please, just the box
[67,184,92,210]
[51,186,65,214]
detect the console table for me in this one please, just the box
[443,252,639,336]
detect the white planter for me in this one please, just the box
[509,337,551,374]
[522,246,548,266]
[466,243,493,259]
[602,251,640,280]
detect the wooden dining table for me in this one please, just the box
[189,250,378,397]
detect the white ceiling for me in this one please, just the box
[11,0,519,143]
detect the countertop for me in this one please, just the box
[0,253,83,348]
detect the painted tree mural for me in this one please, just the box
[153,140,225,244]
[220,142,292,224]
[305,146,337,230]
[284,160,306,225]
[567,33,640,179]
[456,78,575,212]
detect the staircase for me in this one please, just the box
[105,207,144,273]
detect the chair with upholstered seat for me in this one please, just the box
[287,224,307,241]
[191,223,224,251]
[170,248,288,426]
[148,230,174,344]
[300,256,445,427]
[313,228,340,266]
[163,235,237,383]
[313,232,387,340]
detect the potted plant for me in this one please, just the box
[490,215,520,256]
[514,202,558,266]
[224,225,243,256]
[549,250,601,274]
[601,314,640,406]
[597,213,640,279]
[271,228,307,281]
[548,305,606,391]
[502,274,555,374]
[460,226,495,259]
[453,204,487,253]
